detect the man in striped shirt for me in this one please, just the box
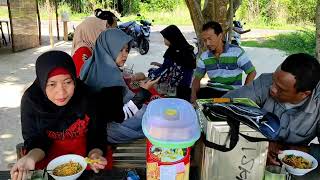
[191,21,256,104]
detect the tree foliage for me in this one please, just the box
[37,0,183,15]
[237,0,317,25]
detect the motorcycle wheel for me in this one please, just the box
[139,38,149,55]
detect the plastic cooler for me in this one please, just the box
[142,98,201,180]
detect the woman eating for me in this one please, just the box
[10,51,108,180]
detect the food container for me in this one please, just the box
[146,140,191,180]
[142,98,200,148]
[142,98,200,180]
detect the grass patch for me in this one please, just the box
[244,21,315,31]
[242,30,316,55]
[0,6,8,18]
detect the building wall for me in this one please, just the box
[8,0,39,51]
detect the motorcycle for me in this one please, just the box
[230,20,251,46]
[118,14,152,55]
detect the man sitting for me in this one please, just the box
[223,53,320,164]
[191,21,256,104]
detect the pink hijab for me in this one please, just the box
[71,16,107,55]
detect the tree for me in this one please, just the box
[184,0,242,51]
[46,0,54,47]
[316,0,320,61]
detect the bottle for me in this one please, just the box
[126,169,140,180]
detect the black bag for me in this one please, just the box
[201,102,281,152]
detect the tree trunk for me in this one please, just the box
[227,0,234,42]
[185,0,204,39]
[117,0,123,13]
[184,0,231,52]
[316,0,320,61]
[233,0,242,14]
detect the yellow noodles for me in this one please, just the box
[283,154,312,169]
[53,161,82,176]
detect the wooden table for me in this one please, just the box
[291,167,320,180]
[0,169,146,180]
[0,167,200,180]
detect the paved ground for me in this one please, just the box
[0,25,288,170]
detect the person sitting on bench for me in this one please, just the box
[223,53,320,165]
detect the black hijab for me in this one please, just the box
[160,25,196,69]
[23,51,90,131]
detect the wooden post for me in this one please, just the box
[61,12,69,41]
[63,21,68,41]
[55,0,60,40]
[47,0,54,47]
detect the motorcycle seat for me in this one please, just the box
[118,21,135,29]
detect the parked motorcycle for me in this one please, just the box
[118,14,152,55]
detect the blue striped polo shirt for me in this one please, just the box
[194,44,255,91]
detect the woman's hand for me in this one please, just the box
[10,148,44,180]
[139,78,160,90]
[10,155,36,180]
[88,149,108,173]
[132,72,146,81]
[190,93,198,106]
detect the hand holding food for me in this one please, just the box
[88,149,108,173]
[140,78,160,90]
[132,72,146,81]
[10,155,36,180]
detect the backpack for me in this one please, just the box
[200,99,281,152]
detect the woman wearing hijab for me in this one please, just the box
[71,10,117,77]
[149,25,196,101]
[10,51,108,180]
[80,28,158,143]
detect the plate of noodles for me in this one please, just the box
[278,150,318,176]
[47,154,87,180]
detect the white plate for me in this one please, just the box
[47,154,87,180]
[278,150,318,176]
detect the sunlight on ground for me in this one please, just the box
[31,41,72,56]
[0,83,25,108]
[3,150,15,156]
[4,154,16,162]
[0,134,13,139]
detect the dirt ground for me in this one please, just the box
[0,25,288,170]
